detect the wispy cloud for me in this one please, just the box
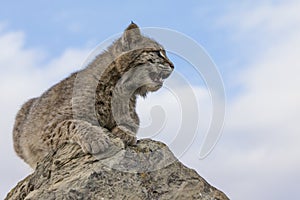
[195,1,300,199]
[219,0,300,34]
[0,27,90,198]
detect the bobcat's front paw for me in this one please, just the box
[112,125,137,146]
[75,131,112,154]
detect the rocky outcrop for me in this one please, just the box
[6,139,229,200]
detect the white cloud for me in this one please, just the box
[219,0,300,35]
[0,28,90,199]
[194,1,300,199]
[137,84,212,157]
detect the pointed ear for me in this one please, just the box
[121,22,141,48]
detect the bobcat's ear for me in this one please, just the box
[121,21,141,48]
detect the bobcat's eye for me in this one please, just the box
[158,50,166,59]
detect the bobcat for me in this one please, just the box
[13,22,174,169]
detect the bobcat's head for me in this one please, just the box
[112,22,174,97]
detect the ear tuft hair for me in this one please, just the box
[125,21,140,33]
[122,22,141,49]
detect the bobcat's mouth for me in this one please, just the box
[149,71,170,85]
[151,73,163,85]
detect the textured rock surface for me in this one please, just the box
[6,139,229,200]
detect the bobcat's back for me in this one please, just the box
[13,98,37,160]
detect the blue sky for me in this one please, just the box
[1,1,300,199]
[0,1,236,71]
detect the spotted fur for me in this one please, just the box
[13,23,174,168]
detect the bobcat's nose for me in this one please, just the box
[167,60,174,69]
[159,63,173,80]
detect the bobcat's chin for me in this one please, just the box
[134,84,160,98]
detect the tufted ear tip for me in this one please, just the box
[125,21,140,32]
[122,22,141,48]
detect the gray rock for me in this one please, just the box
[6,139,229,200]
